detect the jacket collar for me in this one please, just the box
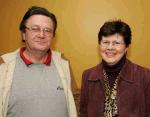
[88,59,134,83]
[0,56,5,64]
[119,59,134,83]
[87,64,104,81]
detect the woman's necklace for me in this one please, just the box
[103,69,120,117]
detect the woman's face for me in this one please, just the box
[100,33,128,66]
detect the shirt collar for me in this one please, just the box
[20,47,51,66]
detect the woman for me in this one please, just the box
[80,20,150,117]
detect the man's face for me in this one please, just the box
[22,15,54,52]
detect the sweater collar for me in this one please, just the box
[102,55,126,73]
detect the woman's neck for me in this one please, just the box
[102,55,126,73]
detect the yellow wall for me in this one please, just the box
[0,0,150,88]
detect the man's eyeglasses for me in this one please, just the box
[25,26,53,36]
[100,40,125,48]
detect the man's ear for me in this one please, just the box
[0,57,5,65]
[22,32,26,42]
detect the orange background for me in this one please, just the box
[0,0,150,88]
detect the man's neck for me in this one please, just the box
[23,49,48,64]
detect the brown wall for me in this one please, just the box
[0,0,150,88]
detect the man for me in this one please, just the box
[0,6,77,117]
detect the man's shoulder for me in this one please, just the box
[0,56,5,65]
[0,49,19,64]
[52,50,68,62]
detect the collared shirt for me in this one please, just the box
[20,47,51,65]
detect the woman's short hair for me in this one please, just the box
[98,19,132,47]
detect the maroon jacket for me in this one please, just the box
[80,59,150,117]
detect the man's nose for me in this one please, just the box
[39,30,45,37]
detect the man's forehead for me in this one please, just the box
[25,15,53,27]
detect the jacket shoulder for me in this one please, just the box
[52,50,68,62]
[127,60,150,83]
[128,60,150,73]
[0,56,5,65]
[82,64,102,81]
[1,49,19,64]
[83,64,101,74]
[135,63,150,79]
